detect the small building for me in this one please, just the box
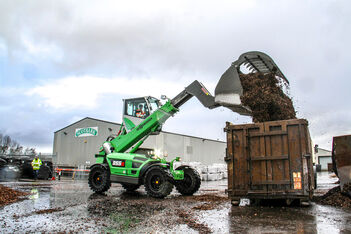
[53,117,226,168]
[314,145,332,171]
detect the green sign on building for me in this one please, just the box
[75,127,98,137]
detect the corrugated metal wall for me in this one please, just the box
[53,117,226,167]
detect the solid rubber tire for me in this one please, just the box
[144,167,173,198]
[122,183,141,192]
[175,166,201,195]
[88,165,111,194]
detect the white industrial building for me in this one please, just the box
[315,146,332,171]
[53,117,226,168]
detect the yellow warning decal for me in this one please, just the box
[293,172,302,189]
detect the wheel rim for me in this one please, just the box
[92,171,103,187]
[150,175,163,191]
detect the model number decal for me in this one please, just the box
[111,160,125,167]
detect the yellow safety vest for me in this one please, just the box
[31,158,42,170]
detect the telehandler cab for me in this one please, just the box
[88,51,286,198]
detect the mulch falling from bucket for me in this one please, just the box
[239,72,296,122]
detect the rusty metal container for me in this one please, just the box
[332,135,351,190]
[225,119,314,205]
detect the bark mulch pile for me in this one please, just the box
[314,184,351,208]
[239,72,296,122]
[0,184,28,206]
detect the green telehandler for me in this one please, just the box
[88,51,287,198]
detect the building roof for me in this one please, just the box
[54,117,226,143]
[54,117,120,133]
[316,147,332,157]
[317,147,331,153]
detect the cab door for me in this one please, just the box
[123,97,149,132]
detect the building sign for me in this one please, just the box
[75,127,98,137]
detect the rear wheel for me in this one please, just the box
[88,165,111,194]
[122,183,140,192]
[144,167,173,198]
[175,166,201,195]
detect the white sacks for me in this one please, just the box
[172,160,227,181]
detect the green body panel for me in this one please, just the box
[172,170,184,180]
[170,157,184,180]
[106,153,155,178]
[95,157,104,164]
[123,117,135,132]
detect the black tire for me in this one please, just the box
[122,183,141,192]
[88,165,111,194]
[144,167,173,198]
[175,166,201,196]
[38,165,50,180]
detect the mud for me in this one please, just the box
[0,184,28,206]
[239,72,296,122]
[0,174,350,233]
[87,192,228,233]
[177,209,211,234]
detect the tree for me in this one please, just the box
[0,145,8,154]
[1,135,11,154]
[0,132,34,155]
[3,135,11,147]
[24,147,36,156]
[15,146,23,155]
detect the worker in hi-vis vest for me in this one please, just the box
[135,104,145,118]
[31,155,42,180]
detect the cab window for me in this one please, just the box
[147,97,161,113]
[125,98,149,118]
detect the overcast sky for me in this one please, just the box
[0,0,350,153]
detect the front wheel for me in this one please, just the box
[175,166,201,195]
[144,167,173,198]
[88,165,111,194]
